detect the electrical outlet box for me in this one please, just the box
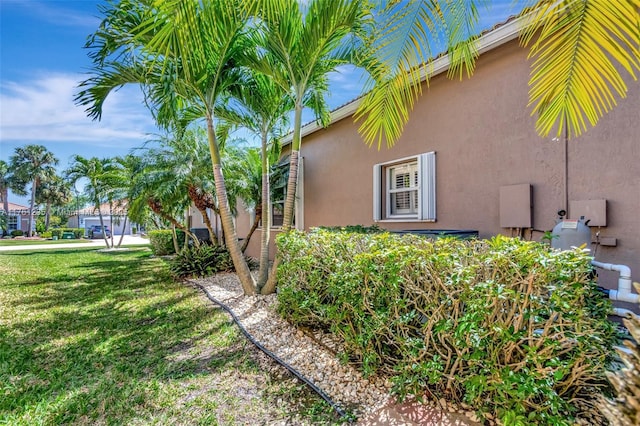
[500,184,532,228]
[570,199,607,227]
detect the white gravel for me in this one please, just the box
[190,273,393,418]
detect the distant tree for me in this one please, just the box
[0,160,11,236]
[35,175,72,231]
[65,156,114,247]
[9,145,59,237]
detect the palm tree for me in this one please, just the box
[9,145,59,237]
[355,0,640,146]
[65,156,114,247]
[0,160,11,236]
[77,0,258,294]
[251,0,374,293]
[140,129,220,245]
[35,175,72,231]
[218,70,290,288]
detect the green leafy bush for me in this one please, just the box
[170,244,234,278]
[317,224,383,234]
[10,230,24,237]
[40,231,52,239]
[51,229,62,238]
[149,229,185,256]
[276,230,617,425]
[61,228,84,239]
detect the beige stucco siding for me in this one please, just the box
[241,38,640,294]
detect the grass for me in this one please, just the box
[0,247,340,425]
[0,239,92,246]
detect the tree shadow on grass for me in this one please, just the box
[1,249,264,425]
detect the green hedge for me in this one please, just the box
[62,228,84,239]
[10,230,24,237]
[276,230,616,425]
[148,229,185,255]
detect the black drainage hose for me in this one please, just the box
[190,280,349,420]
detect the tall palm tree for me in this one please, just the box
[35,175,72,231]
[9,145,58,237]
[355,0,640,146]
[77,0,258,294]
[65,156,114,247]
[251,0,374,293]
[218,70,290,288]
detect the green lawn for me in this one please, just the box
[0,247,337,425]
[0,239,92,246]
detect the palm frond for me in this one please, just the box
[521,0,640,138]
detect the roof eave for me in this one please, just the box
[282,15,526,146]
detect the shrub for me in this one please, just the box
[10,230,24,237]
[40,231,52,239]
[599,288,640,425]
[317,224,384,234]
[170,244,234,278]
[132,227,137,235]
[149,229,185,256]
[51,229,62,238]
[60,228,84,239]
[276,230,617,425]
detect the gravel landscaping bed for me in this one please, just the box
[191,273,394,420]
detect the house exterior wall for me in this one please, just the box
[241,38,640,297]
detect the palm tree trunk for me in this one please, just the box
[184,208,190,251]
[257,131,270,291]
[206,116,256,295]
[109,201,114,248]
[2,188,9,237]
[262,103,303,294]
[28,179,37,237]
[171,225,179,254]
[45,202,51,231]
[116,215,128,248]
[196,206,217,244]
[96,201,109,248]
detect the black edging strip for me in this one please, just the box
[191,281,349,421]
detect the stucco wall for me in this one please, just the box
[242,38,640,296]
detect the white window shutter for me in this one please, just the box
[419,152,436,221]
[373,164,381,221]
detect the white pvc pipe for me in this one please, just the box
[612,307,637,318]
[591,260,637,304]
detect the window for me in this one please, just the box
[7,215,18,231]
[258,156,304,230]
[373,152,436,221]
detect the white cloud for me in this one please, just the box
[25,0,100,29]
[0,73,158,146]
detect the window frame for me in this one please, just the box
[7,215,18,231]
[257,156,304,231]
[373,152,436,222]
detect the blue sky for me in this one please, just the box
[1,0,524,205]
